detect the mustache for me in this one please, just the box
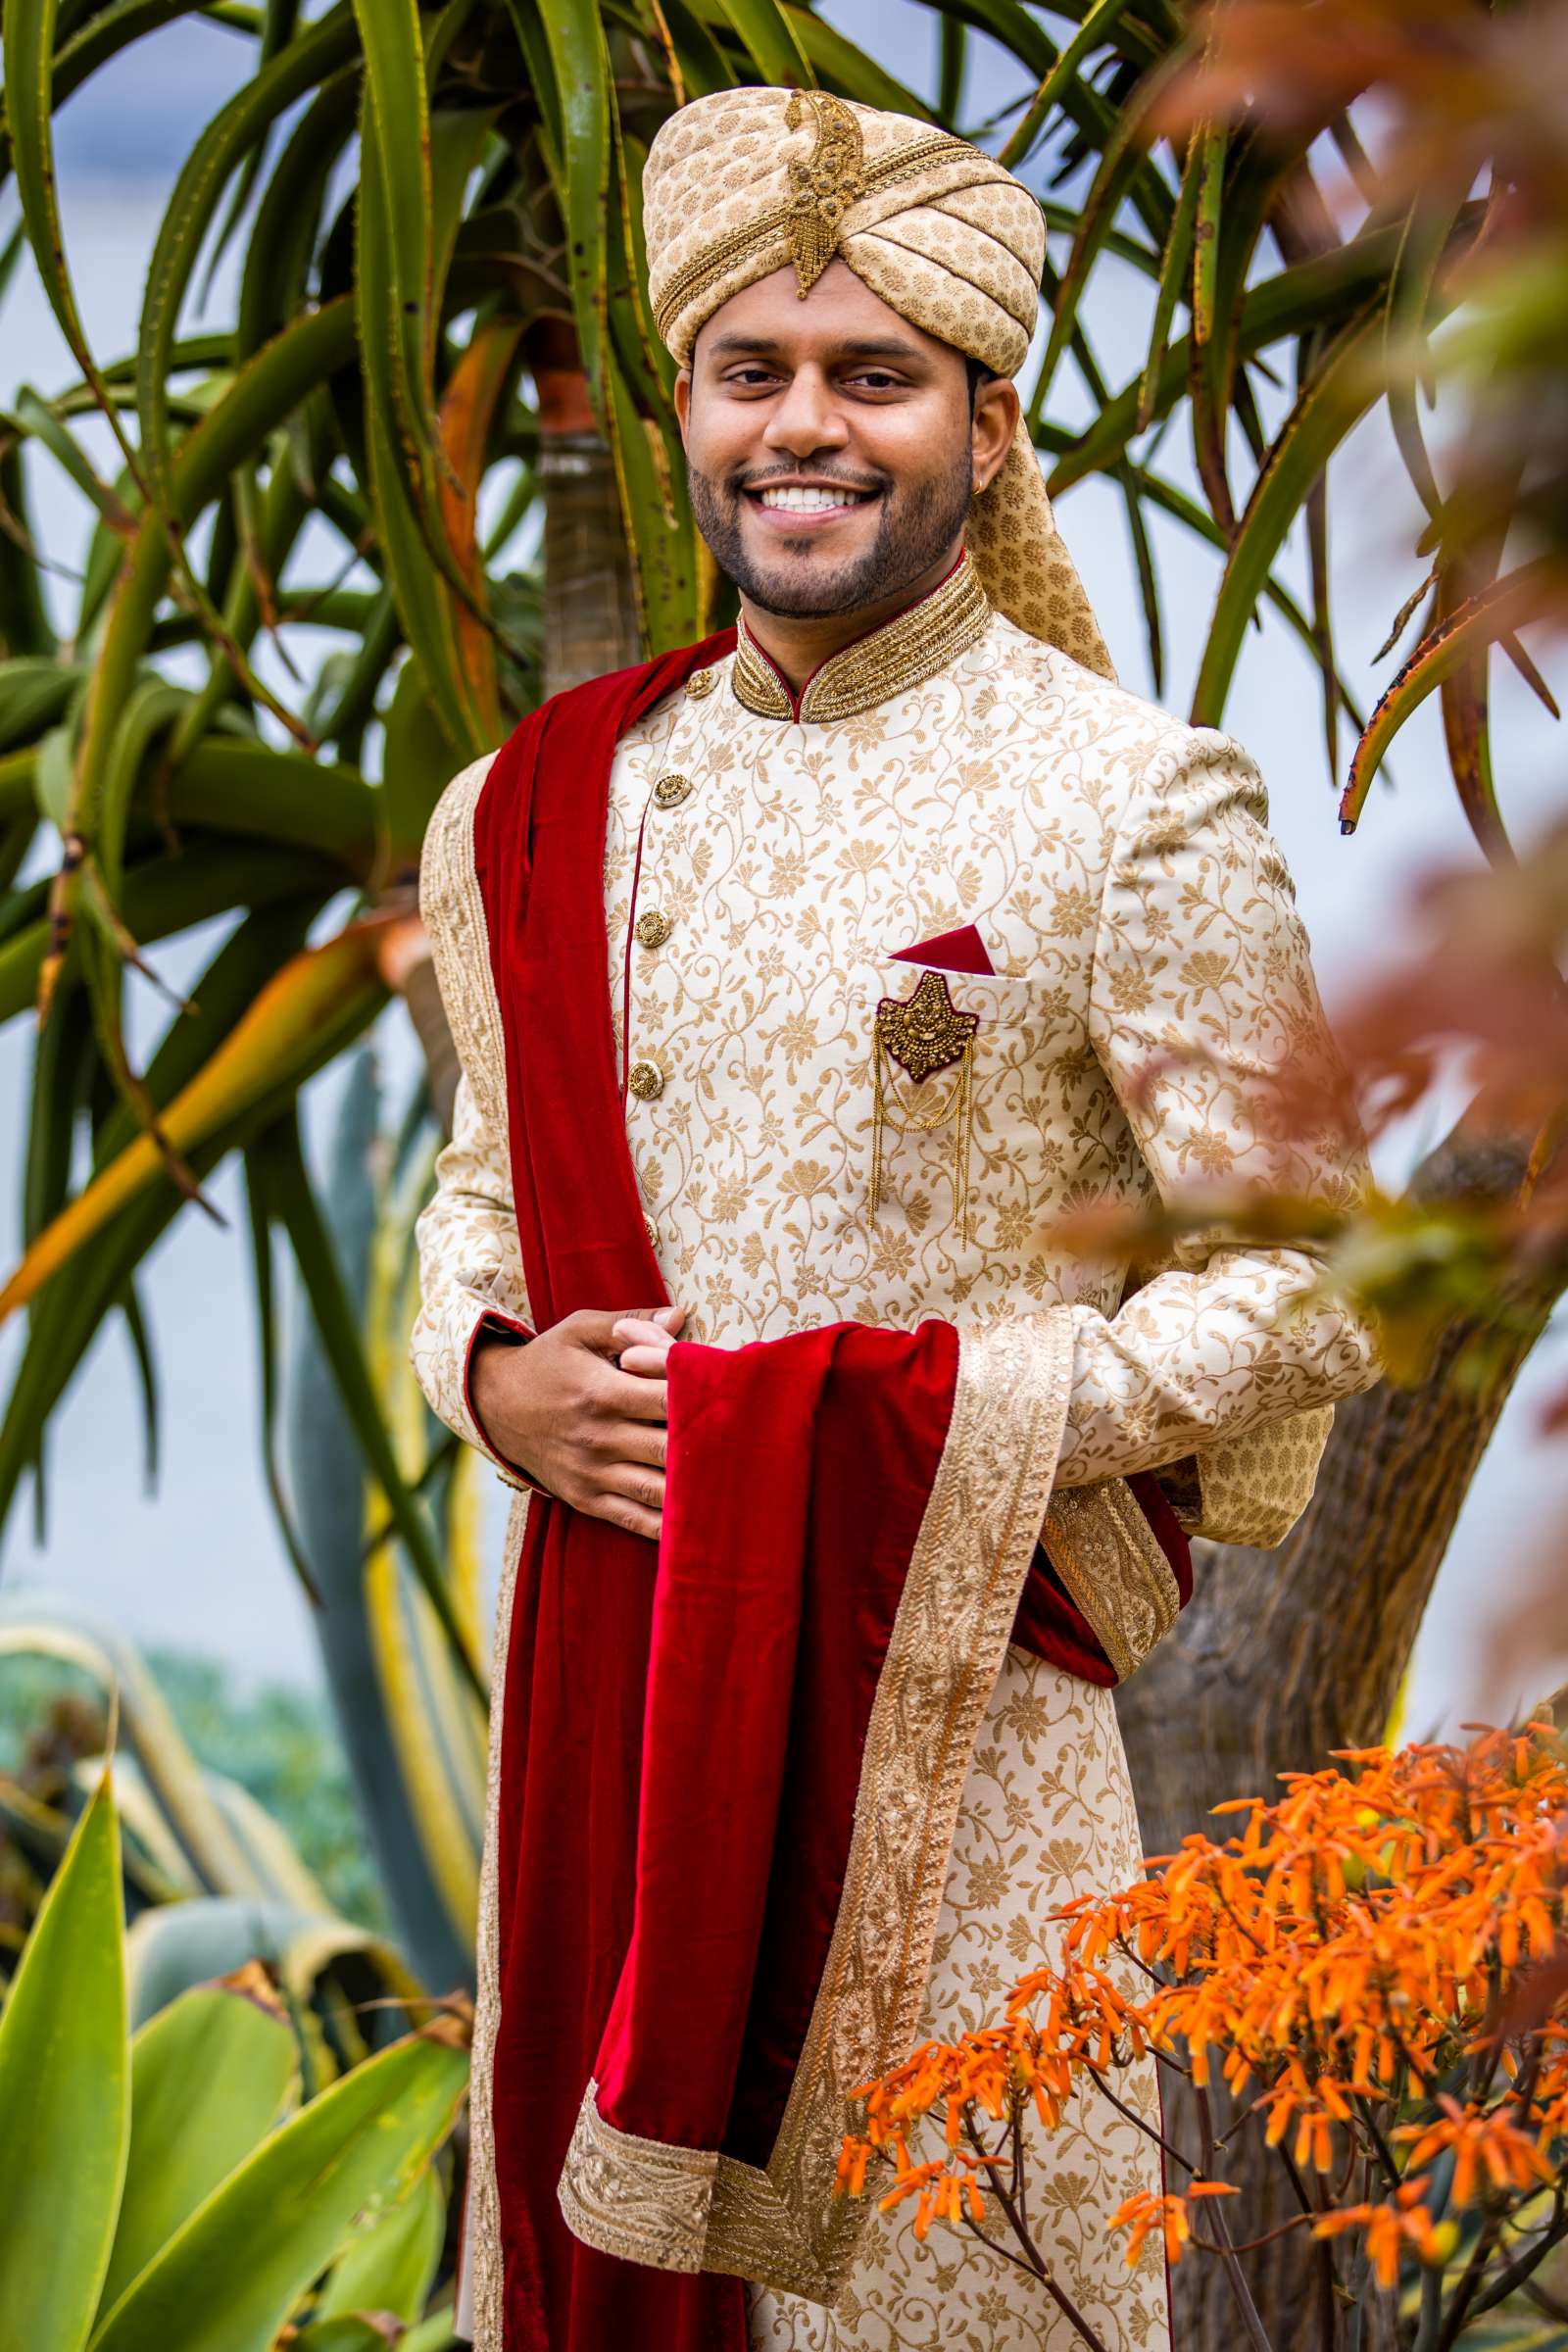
[731,465,888,496]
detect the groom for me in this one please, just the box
[413,84,1381,2352]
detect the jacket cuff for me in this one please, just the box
[463,1310,546,1494]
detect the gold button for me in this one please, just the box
[635,908,672,950]
[654,772,692,810]
[628,1057,664,1102]
[685,667,717,700]
[643,1214,660,1248]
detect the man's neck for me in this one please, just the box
[737,540,963,696]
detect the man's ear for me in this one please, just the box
[971,374,1019,493]
[673,366,692,450]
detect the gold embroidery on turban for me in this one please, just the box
[643,86,1116,680]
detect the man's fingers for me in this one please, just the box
[613,1419,668,1469]
[606,1369,669,1423]
[599,1460,665,1517]
[595,1497,662,1542]
[612,1314,677,1356]
[617,1344,671,1379]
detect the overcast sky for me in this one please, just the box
[2,9,1565,1728]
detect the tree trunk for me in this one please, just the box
[1114,1120,1563,2346]
[527,319,641,698]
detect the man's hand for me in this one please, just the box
[469,1306,685,1539]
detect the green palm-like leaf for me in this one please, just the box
[100,1973,301,2313]
[0,1771,128,2352]
[87,2018,468,2352]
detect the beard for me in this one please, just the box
[687,446,975,618]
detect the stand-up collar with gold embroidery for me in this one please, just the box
[731,549,991,724]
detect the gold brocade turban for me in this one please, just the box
[642,86,1116,681]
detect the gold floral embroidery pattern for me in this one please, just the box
[413,598,1384,2350]
[1040,1480,1181,1683]
[559,2080,720,2272]
[554,1310,1079,2305]
[419,752,506,1141]
[731,552,991,725]
[747,1652,1171,2350]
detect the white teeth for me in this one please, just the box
[759,485,868,512]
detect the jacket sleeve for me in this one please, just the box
[411,1067,539,1493]
[1049,725,1383,1525]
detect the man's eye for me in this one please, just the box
[726,368,777,387]
[850,372,903,391]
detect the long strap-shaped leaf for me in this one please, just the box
[1338,559,1555,846]
[133,3,359,525]
[0,1771,128,2352]
[1190,293,1385,727]
[87,2018,468,2352]
[255,1111,485,1699]
[0,918,386,1319]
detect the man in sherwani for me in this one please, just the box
[412,84,1383,2352]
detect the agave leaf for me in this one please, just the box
[87,2020,468,2352]
[1339,558,1554,840]
[1054,208,1482,493]
[257,1112,484,1699]
[708,0,811,88]
[71,299,359,911]
[0,419,57,659]
[0,920,389,1322]
[100,1971,300,2315]
[283,1054,477,1993]
[1191,294,1385,728]
[2,0,142,492]
[0,902,324,1543]
[123,1896,419,2034]
[999,0,1144,171]
[133,3,359,522]
[353,73,486,763]
[0,1771,128,2352]
[199,0,305,305]
[532,0,612,414]
[0,1593,268,1895]
[315,2161,445,2325]
[6,386,134,531]
[781,8,932,118]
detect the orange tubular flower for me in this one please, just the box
[837,1729,1568,2310]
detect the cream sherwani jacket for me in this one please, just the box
[413,552,1381,2351]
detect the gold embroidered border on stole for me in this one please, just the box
[419,752,514,2352]
[1040,1479,1181,1683]
[559,1307,1078,2304]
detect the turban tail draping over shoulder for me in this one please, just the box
[423,642,1192,2352]
[642,85,1116,680]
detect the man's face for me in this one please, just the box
[672,261,1011,620]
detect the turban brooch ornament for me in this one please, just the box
[870,970,981,1244]
[784,90,867,295]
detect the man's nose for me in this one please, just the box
[761,368,848,458]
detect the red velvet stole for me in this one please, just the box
[466,643,1190,2344]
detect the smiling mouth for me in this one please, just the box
[746,482,880,516]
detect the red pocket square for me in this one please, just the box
[889,922,997,976]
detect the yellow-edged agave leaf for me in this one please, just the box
[124,1898,420,2035]
[0,920,389,1324]
[0,1596,265,1895]
[99,1967,300,2315]
[315,2160,445,2325]
[0,1771,128,2352]
[87,2017,469,2352]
